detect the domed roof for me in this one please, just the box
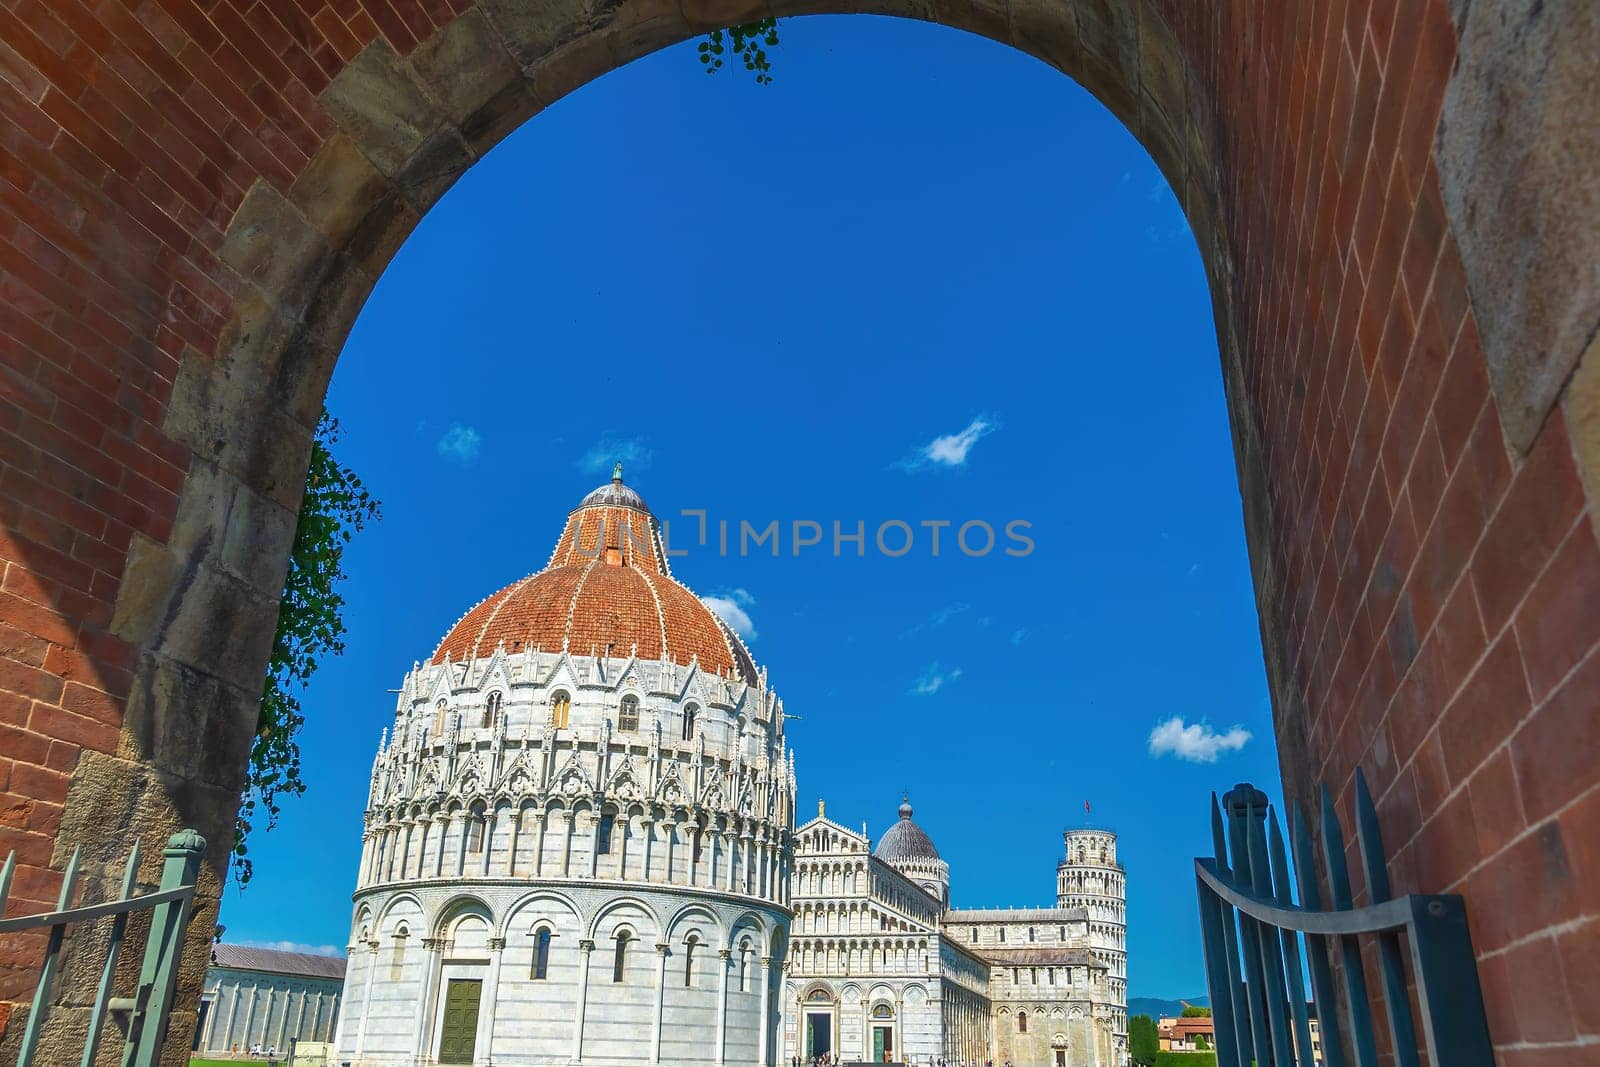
[875,799,941,863]
[429,469,757,684]
[579,462,651,511]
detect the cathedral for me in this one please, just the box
[333,469,797,1065]
[331,470,1124,1066]
[783,801,1127,1067]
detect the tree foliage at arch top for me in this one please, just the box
[699,20,780,84]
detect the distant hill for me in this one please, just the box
[1128,996,1210,1019]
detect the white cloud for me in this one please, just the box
[233,939,345,957]
[1010,628,1028,645]
[896,416,996,471]
[436,424,481,464]
[1147,716,1252,763]
[910,663,963,696]
[579,435,651,474]
[905,603,970,636]
[702,589,757,640]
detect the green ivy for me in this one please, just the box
[234,411,380,887]
[698,20,780,85]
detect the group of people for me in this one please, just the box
[791,1058,1014,1067]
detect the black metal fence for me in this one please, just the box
[1193,771,1494,1067]
[0,828,206,1067]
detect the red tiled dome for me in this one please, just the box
[430,471,757,683]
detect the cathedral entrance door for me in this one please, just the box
[1054,1051,1066,1067]
[438,978,482,1064]
[806,1012,832,1058]
[872,1025,893,1061]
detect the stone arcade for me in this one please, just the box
[784,803,1127,1067]
[333,470,796,1065]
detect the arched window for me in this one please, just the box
[532,928,552,979]
[618,695,639,732]
[483,691,502,729]
[551,691,571,729]
[612,930,631,983]
[467,813,486,853]
[597,813,615,855]
[1029,926,1036,942]
[684,935,698,987]
[682,704,697,741]
[389,924,410,980]
[739,938,752,992]
[1018,1011,1028,1034]
[998,928,1006,943]
[433,700,447,735]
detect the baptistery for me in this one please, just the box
[334,468,797,1066]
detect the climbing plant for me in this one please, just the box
[699,20,781,84]
[234,410,380,887]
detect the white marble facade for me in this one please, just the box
[782,805,1127,1067]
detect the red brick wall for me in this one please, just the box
[0,0,1593,1061]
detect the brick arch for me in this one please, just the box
[1,0,1597,1061]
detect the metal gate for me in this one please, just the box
[1194,772,1494,1067]
[0,828,206,1067]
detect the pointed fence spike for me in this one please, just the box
[1290,804,1348,1067]
[1353,771,1421,1067]
[1269,806,1316,1066]
[57,846,81,909]
[1353,768,1392,903]
[1210,793,1229,871]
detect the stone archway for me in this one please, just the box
[0,0,1595,1061]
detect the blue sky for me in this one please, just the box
[219,15,1283,999]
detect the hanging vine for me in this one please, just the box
[699,20,781,84]
[234,410,380,887]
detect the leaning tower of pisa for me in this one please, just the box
[1057,828,1127,1056]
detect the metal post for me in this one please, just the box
[122,829,206,1067]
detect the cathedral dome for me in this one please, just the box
[875,798,941,862]
[429,468,757,683]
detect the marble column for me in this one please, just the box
[353,942,378,1056]
[476,937,505,1060]
[533,811,547,876]
[481,811,496,876]
[239,984,259,1050]
[651,941,669,1064]
[507,808,522,875]
[617,814,630,879]
[413,938,445,1060]
[758,956,772,1067]
[571,939,595,1066]
[714,948,732,1067]
[434,815,449,877]
[640,818,655,881]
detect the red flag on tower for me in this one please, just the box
[1085,800,1091,816]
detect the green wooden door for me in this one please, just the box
[438,978,482,1064]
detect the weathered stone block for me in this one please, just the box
[394,128,476,213]
[217,182,333,315]
[118,652,256,786]
[290,134,391,247]
[481,0,613,69]
[411,9,526,128]
[109,533,181,650]
[320,40,446,178]
[1439,0,1600,452]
